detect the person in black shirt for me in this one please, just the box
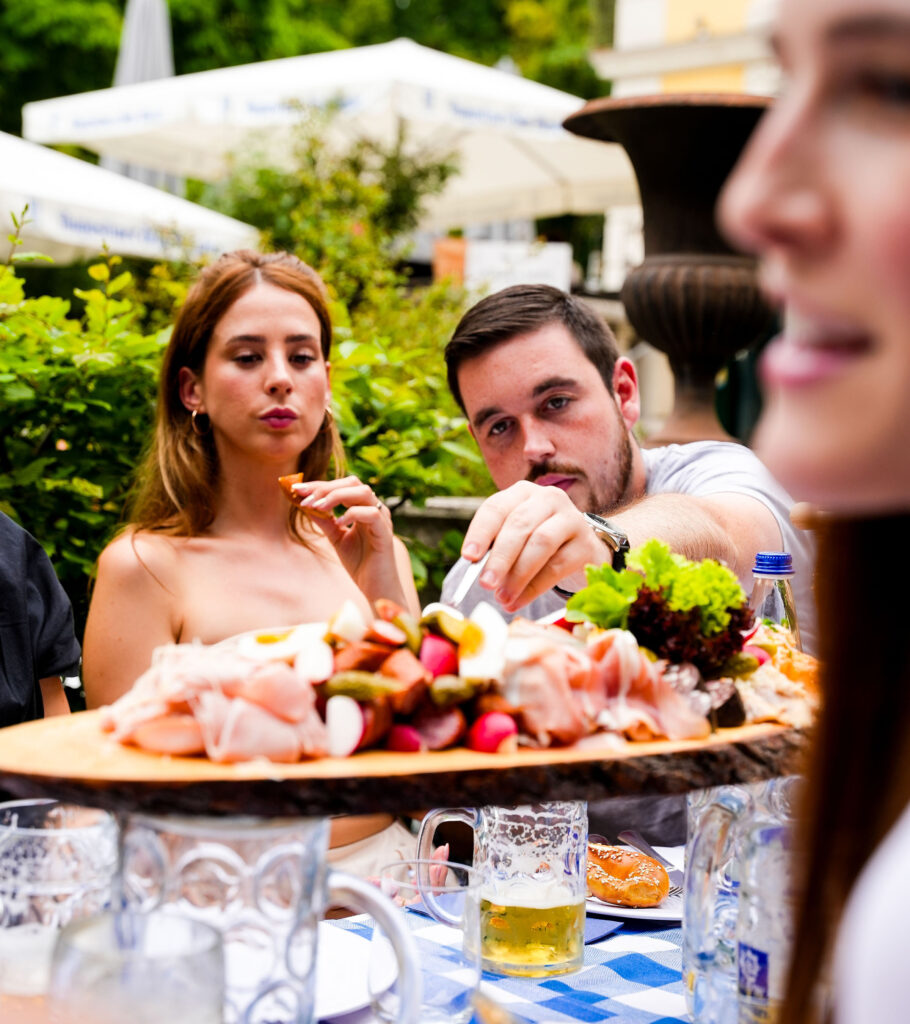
[0,511,79,728]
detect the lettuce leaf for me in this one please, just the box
[564,562,643,628]
[564,538,746,636]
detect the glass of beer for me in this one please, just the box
[417,801,587,977]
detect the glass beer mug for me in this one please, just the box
[120,813,421,1024]
[417,800,587,977]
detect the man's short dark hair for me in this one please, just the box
[444,284,621,412]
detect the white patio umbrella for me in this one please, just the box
[22,38,639,230]
[101,0,181,192]
[0,131,259,264]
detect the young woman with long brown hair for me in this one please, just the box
[719,0,910,1019]
[83,249,421,872]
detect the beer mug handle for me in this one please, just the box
[415,807,475,927]
[327,870,423,1024]
[683,788,749,960]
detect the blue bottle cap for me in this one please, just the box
[752,551,794,576]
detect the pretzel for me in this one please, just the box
[586,843,670,908]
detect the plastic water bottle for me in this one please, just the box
[748,552,801,651]
[736,818,797,1024]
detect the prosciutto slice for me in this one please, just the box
[587,629,710,741]
[100,641,328,762]
[502,619,596,745]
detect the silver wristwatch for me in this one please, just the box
[583,512,630,570]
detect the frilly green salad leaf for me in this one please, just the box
[565,538,746,636]
[564,562,641,630]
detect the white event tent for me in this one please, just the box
[22,38,639,231]
[0,131,259,264]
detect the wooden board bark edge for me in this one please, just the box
[0,711,809,817]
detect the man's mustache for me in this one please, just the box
[526,463,588,484]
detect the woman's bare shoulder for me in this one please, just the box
[97,528,184,593]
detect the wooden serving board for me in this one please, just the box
[0,711,808,818]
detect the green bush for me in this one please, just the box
[0,252,163,633]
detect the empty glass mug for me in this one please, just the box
[417,800,588,977]
[370,859,482,1024]
[0,799,118,1018]
[48,909,225,1024]
[119,813,421,1024]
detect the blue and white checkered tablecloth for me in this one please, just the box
[328,911,689,1024]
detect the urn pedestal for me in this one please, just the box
[564,93,774,446]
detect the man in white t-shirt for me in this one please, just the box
[441,283,816,654]
[439,285,816,845]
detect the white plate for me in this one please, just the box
[585,888,683,922]
[316,922,396,1020]
[585,844,685,922]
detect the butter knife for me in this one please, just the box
[450,550,490,608]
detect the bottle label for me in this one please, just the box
[738,941,769,999]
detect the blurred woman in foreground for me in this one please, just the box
[83,250,420,872]
[719,0,910,1020]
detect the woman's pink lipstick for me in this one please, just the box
[261,407,298,429]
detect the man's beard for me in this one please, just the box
[526,427,635,515]
[592,428,635,514]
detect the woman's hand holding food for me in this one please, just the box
[289,476,413,611]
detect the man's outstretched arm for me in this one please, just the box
[457,482,782,613]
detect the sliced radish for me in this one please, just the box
[466,711,519,754]
[419,633,459,678]
[741,620,760,644]
[325,695,365,757]
[327,600,369,644]
[385,724,427,753]
[535,609,574,632]
[743,644,771,666]
[366,620,408,647]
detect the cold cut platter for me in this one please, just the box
[0,544,816,817]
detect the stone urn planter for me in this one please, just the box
[564,93,775,446]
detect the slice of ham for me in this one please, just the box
[193,692,310,763]
[233,662,317,723]
[129,713,207,756]
[587,629,710,741]
[502,620,595,746]
[101,640,327,763]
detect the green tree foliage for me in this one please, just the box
[0,0,122,135]
[192,116,458,306]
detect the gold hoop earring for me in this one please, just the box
[191,410,210,436]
